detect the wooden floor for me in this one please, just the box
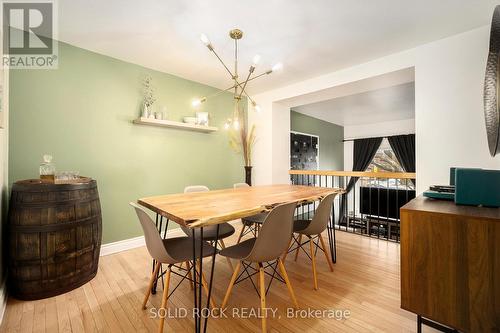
[1,227,439,333]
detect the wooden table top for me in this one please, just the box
[138,184,343,227]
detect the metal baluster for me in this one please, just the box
[385,180,389,240]
[353,177,357,234]
[368,177,372,236]
[377,178,380,239]
[396,178,399,242]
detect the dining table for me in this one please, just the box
[138,184,343,333]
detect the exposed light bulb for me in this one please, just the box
[191,97,206,107]
[271,62,283,72]
[200,34,210,46]
[254,104,262,112]
[224,122,230,130]
[233,119,240,130]
[252,54,261,66]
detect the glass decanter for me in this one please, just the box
[39,154,56,181]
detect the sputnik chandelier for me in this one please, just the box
[192,28,283,130]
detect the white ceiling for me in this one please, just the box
[57,0,498,93]
[292,82,415,126]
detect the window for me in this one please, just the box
[361,138,414,189]
[366,139,403,173]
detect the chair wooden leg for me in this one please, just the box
[294,234,303,262]
[237,223,246,243]
[219,239,234,270]
[158,266,171,333]
[282,237,293,261]
[259,263,267,333]
[142,262,161,309]
[318,234,334,272]
[185,261,194,290]
[221,261,241,309]
[197,260,217,309]
[309,237,318,290]
[278,258,298,308]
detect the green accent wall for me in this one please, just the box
[290,111,344,170]
[9,41,246,244]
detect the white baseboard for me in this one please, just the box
[100,228,184,256]
[100,221,243,257]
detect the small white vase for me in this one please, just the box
[142,104,149,118]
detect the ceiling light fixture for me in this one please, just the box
[194,28,282,129]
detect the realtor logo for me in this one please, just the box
[2,0,58,68]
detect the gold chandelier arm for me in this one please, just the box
[234,79,257,106]
[210,47,235,79]
[237,69,253,100]
[204,84,236,100]
[246,70,273,83]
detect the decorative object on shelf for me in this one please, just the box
[196,111,209,126]
[142,75,156,119]
[192,28,283,130]
[484,5,500,156]
[8,178,102,300]
[157,105,167,120]
[134,117,218,133]
[229,111,256,185]
[154,111,164,120]
[39,154,56,181]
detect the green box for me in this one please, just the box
[454,168,500,207]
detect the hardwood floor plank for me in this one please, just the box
[55,295,71,333]
[1,228,433,332]
[32,300,46,333]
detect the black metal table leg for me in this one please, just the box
[203,225,220,333]
[327,213,337,264]
[197,228,203,333]
[332,222,337,263]
[192,228,199,333]
[152,214,162,294]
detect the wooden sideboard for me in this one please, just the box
[400,196,500,332]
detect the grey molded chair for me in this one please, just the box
[220,202,299,333]
[283,193,336,290]
[233,183,268,242]
[180,185,235,269]
[130,202,217,333]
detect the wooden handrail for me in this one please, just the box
[289,170,416,179]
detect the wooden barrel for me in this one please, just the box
[8,178,102,300]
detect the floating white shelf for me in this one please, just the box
[133,117,218,133]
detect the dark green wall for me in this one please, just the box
[9,41,246,244]
[290,111,344,170]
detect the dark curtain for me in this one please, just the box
[340,137,383,219]
[387,134,415,173]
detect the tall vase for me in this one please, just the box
[244,166,252,186]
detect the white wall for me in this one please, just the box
[250,25,500,193]
[343,118,415,171]
[250,49,416,185]
[414,26,500,191]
